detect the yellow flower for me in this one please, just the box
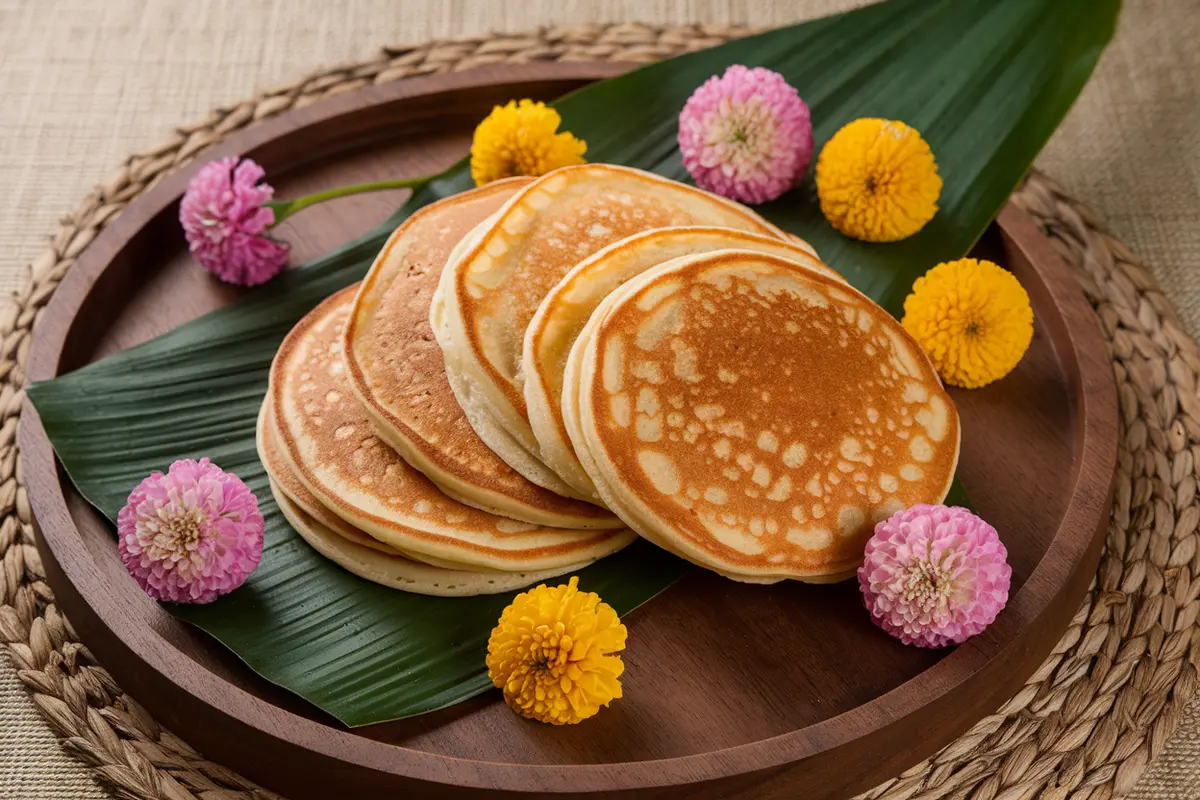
[486,576,626,725]
[902,258,1034,388]
[470,100,587,187]
[816,118,942,242]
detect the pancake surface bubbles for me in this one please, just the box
[270,286,634,574]
[434,164,786,488]
[343,179,618,529]
[524,227,832,498]
[571,252,960,583]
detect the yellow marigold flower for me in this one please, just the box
[816,118,942,242]
[902,258,1034,388]
[486,576,626,725]
[470,100,587,187]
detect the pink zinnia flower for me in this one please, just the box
[858,504,1011,648]
[678,65,813,205]
[179,157,289,286]
[117,458,264,604]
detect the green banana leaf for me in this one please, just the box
[28,0,1118,727]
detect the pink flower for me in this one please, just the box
[858,504,1011,648]
[117,458,264,604]
[179,157,288,286]
[678,65,813,204]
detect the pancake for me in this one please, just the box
[428,210,587,499]
[257,395,400,555]
[566,251,960,583]
[269,480,570,596]
[343,179,620,530]
[432,163,788,493]
[260,383,591,587]
[258,394,496,571]
[270,285,636,573]
[524,227,833,498]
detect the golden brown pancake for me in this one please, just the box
[523,227,832,498]
[432,164,787,492]
[268,480,571,596]
[270,285,635,573]
[258,394,572,592]
[257,396,398,555]
[566,251,960,583]
[258,394,494,571]
[343,179,619,529]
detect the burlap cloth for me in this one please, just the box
[2,2,1199,798]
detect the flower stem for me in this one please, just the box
[266,175,431,224]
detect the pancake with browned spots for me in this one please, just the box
[432,164,787,494]
[268,480,571,596]
[257,395,401,555]
[565,251,960,583]
[259,394,492,570]
[343,179,619,529]
[269,285,635,573]
[524,226,829,498]
[258,400,570,594]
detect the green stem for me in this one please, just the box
[266,175,432,224]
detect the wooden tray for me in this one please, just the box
[20,63,1118,800]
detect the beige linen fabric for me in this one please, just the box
[0,1,1197,798]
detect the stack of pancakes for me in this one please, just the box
[260,179,633,597]
[261,164,960,594]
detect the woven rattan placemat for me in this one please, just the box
[2,25,1198,800]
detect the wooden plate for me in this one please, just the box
[21,63,1118,800]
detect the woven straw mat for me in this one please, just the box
[1,24,1198,800]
